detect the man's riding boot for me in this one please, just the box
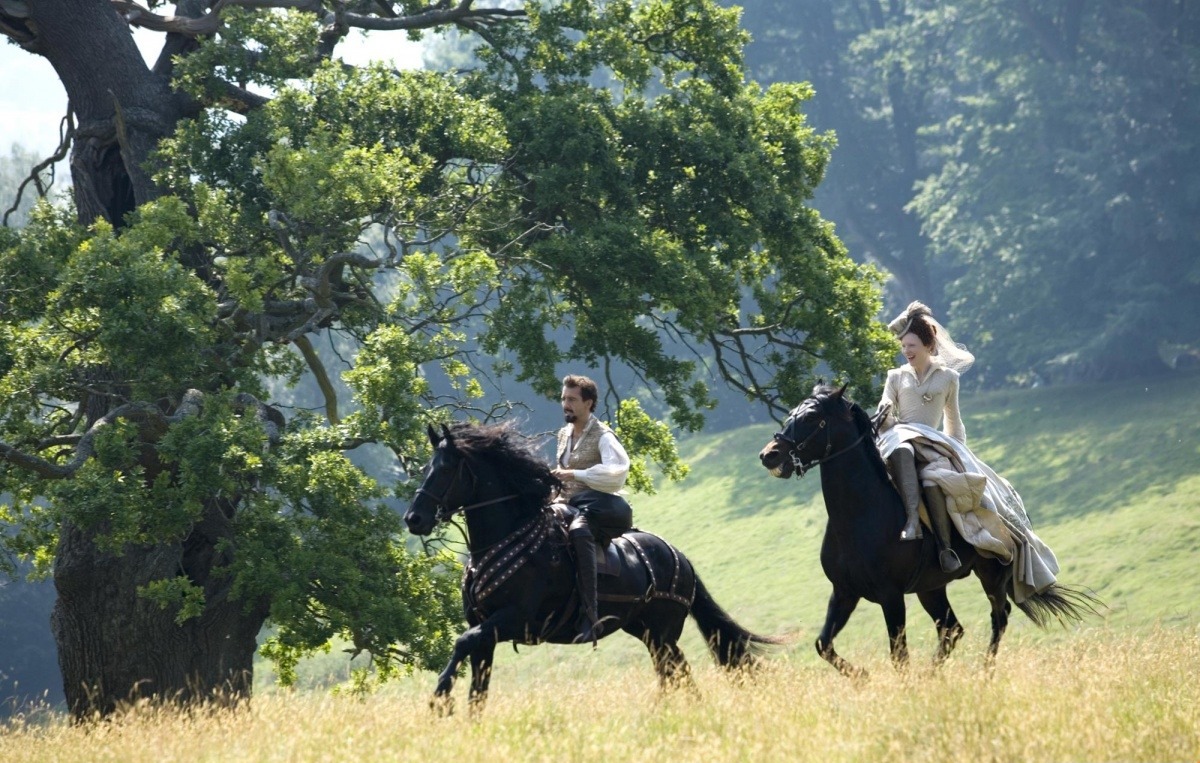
[924,485,962,573]
[888,448,923,542]
[569,526,604,646]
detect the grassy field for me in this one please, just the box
[3,629,1197,762]
[4,372,1198,759]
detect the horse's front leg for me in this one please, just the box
[815,588,863,678]
[880,594,908,668]
[916,587,964,664]
[432,608,524,716]
[467,636,499,716]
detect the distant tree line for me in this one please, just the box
[735,0,1200,386]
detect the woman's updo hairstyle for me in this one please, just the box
[888,301,935,346]
[886,301,975,373]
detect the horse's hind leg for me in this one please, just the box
[916,587,964,663]
[974,561,1012,665]
[627,613,694,693]
[650,640,693,692]
[816,589,863,678]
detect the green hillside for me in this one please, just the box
[634,370,1200,648]
[267,370,1200,690]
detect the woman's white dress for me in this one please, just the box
[876,362,1060,602]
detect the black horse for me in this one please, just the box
[404,421,780,714]
[757,384,1097,677]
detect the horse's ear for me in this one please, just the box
[835,383,849,399]
[427,423,440,446]
[441,423,454,447]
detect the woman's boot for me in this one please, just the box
[888,448,923,541]
[923,485,962,572]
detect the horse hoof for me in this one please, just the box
[430,695,454,717]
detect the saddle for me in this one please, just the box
[550,502,628,577]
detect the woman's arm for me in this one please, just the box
[943,371,966,443]
[876,370,900,431]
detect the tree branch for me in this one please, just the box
[0,389,285,479]
[113,0,524,38]
[0,0,37,49]
[294,334,340,424]
[3,109,74,226]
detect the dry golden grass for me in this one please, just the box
[3,627,1197,763]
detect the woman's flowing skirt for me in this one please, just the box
[878,423,1059,602]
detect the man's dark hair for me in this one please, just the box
[562,374,598,413]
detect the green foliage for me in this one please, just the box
[1,0,894,691]
[735,0,1200,386]
[615,398,689,495]
[140,576,207,625]
[909,2,1200,384]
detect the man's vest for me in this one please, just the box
[555,416,614,502]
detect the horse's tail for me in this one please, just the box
[1014,582,1104,628]
[690,575,787,668]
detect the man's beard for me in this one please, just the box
[563,411,577,423]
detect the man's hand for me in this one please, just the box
[551,468,573,481]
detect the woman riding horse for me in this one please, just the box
[877,301,1059,597]
[758,384,1097,676]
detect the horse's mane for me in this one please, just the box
[811,384,892,485]
[447,420,559,511]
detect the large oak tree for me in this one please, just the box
[0,0,891,718]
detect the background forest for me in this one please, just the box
[735,0,1199,387]
[1,0,1197,722]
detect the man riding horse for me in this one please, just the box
[550,374,635,644]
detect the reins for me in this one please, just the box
[414,455,519,521]
[776,412,872,479]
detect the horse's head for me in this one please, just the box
[404,420,556,538]
[404,423,476,536]
[758,384,852,479]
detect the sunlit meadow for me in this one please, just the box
[3,374,1197,761]
[3,628,1197,762]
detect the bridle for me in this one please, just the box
[774,405,871,479]
[415,452,517,522]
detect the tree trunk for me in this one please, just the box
[26,1,263,719]
[30,0,188,227]
[52,499,269,719]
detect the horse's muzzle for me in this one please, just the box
[404,510,433,536]
[758,442,794,479]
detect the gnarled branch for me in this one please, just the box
[113,0,524,38]
[0,389,283,479]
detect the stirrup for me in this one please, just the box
[939,549,962,573]
[572,615,616,647]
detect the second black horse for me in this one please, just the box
[758,384,1098,677]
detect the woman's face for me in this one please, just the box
[899,332,932,366]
